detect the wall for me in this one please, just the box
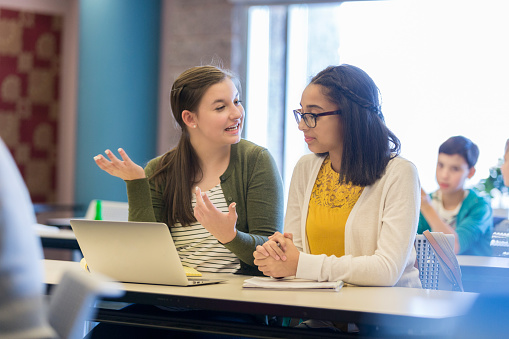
[0,0,78,205]
[75,0,161,206]
[1,0,241,207]
[157,0,239,154]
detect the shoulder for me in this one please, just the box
[295,153,325,167]
[231,139,276,166]
[233,139,268,157]
[146,155,163,166]
[228,140,280,179]
[292,153,325,177]
[144,155,164,176]
[465,189,491,209]
[385,155,419,177]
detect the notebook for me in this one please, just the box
[243,277,343,291]
[70,219,226,286]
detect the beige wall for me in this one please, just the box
[158,0,246,154]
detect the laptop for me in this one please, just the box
[70,219,226,286]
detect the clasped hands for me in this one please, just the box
[253,232,299,278]
[94,149,238,244]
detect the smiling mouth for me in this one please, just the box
[225,123,239,131]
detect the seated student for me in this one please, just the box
[94,65,284,275]
[418,136,492,256]
[0,138,54,338]
[89,65,284,338]
[253,64,421,288]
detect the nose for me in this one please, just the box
[231,104,243,120]
[298,118,308,131]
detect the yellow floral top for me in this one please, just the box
[306,156,364,257]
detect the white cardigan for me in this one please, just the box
[286,153,422,288]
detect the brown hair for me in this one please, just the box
[150,65,236,226]
[439,135,479,169]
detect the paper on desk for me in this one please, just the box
[243,277,343,291]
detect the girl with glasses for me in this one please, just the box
[254,64,421,289]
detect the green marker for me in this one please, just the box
[94,200,102,220]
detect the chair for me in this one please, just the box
[415,232,461,291]
[491,219,509,257]
[84,200,129,221]
[48,269,124,339]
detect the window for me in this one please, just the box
[245,0,509,204]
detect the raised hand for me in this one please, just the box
[194,186,237,244]
[93,148,145,181]
[420,187,431,208]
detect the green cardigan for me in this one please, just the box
[418,189,493,256]
[125,139,284,275]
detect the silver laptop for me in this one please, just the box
[70,220,226,286]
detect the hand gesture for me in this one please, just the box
[94,148,145,181]
[194,187,237,244]
[253,235,299,278]
[254,232,293,261]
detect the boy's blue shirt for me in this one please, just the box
[418,189,493,256]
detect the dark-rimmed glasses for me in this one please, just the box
[293,109,342,128]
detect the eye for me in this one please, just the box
[215,105,226,111]
[234,99,242,106]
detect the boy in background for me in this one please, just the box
[418,135,492,256]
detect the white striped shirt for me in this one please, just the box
[170,184,240,273]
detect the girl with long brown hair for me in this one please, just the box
[95,65,283,275]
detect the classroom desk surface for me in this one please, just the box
[37,226,80,250]
[457,255,509,269]
[44,259,478,338]
[457,255,509,294]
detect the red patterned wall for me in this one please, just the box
[0,7,62,203]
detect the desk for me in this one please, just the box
[458,255,509,294]
[44,260,478,338]
[37,227,80,250]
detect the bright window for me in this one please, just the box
[245,0,509,205]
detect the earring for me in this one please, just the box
[193,125,197,128]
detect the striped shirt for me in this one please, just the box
[170,184,241,273]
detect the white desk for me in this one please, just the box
[44,260,478,338]
[457,255,509,294]
[458,255,509,269]
[37,226,80,250]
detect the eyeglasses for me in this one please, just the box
[293,109,342,128]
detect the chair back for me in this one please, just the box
[84,200,128,221]
[491,219,509,257]
[415,232,460,290]
[48,269,123,339]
